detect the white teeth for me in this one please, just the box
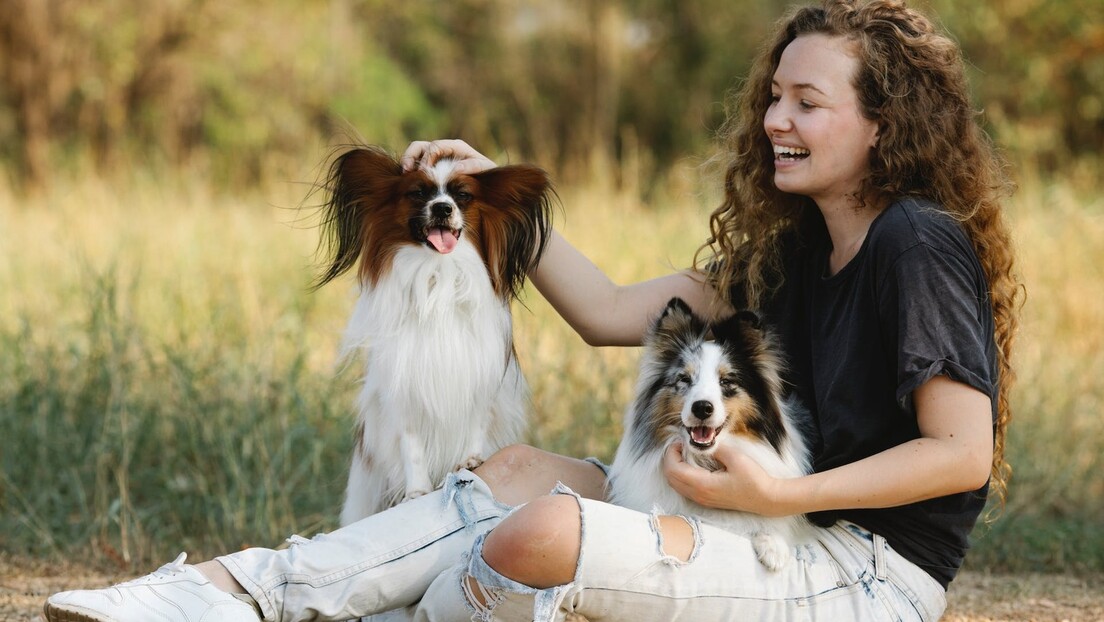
[773,144,810,156]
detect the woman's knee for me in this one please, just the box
[481,494,581,589]
[475,445,606,506]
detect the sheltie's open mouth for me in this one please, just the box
[425,226,462,254]
[686,425,720,449]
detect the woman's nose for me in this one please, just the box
[763,101,791,135]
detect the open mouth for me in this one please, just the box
[773,145,810,162]
[686,425,720,449]
[425,226,462,254]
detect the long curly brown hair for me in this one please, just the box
[696,0,1023,505]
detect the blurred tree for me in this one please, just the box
[0,0,1099,194]
[353,0,787,187]
[0,0,211,192]
[0,0,70,191]
[928,0,1104,170]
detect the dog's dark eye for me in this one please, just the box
[675,372,692,386]
[407,187,430,201]
[455,191,474,203]
[719,375,741,396]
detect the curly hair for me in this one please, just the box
[696,0,1023,505]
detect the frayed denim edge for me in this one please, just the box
[444,470,516,529]
[463,481,584,622]
[648,510,704,566]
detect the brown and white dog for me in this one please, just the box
[316,145,554,525]
[608,297,814,570]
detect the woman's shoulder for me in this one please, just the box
[869,196,975,261]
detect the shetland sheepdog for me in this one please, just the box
[608,297,813,570]
[316,144,554,525]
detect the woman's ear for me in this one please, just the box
[871,121,883,148]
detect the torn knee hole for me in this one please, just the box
[654,514,698,563]
[463,574,503,614]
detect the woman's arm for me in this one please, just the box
[532,232,720,346]
[663,375,994,516]
[402,139,730,346]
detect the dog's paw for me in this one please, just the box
[402,489,431,503]
[455,455,485,471]
[752,532,791,572]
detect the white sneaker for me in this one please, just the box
[44,553,262,622]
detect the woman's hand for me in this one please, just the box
[400,139,496,175]
[662,377,995,518]
[662,442,789,517]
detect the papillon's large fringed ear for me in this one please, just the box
[315,146,403,288]
[471,164,556,300]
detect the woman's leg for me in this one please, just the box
[45,445,607,622]
[421,486,948,622]
[221,445,605,621]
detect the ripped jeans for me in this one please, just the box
[217,469,512,621]
[218,470,945,622]
[415,484,947,622]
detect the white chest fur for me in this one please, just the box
[340,242,528,524]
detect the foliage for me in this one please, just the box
[926,0,1104,169]
[1,0,1100,193]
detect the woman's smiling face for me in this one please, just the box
[764,34,880,208]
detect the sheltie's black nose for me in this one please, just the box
[431,202,453,218]
[691,400,713,419]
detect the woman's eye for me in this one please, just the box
[799,100,816,110]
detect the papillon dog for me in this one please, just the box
[608,297,813,571]
[316,144,554,525]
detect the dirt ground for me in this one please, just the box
[2,555,1101,621]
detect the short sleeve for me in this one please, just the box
[882,242,996,417]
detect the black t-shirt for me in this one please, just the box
[715,197,998,589]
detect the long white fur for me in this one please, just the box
[339,161,527,526]
[609,330,814,571]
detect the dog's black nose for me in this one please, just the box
[691,400,713,419]
[431,202,453,218]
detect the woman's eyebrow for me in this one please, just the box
[771,79,828,97]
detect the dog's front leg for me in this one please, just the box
[454,431,488,472]
[400,429,434,502]
[752,531,792,572]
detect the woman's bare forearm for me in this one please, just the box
[531,231,723,346]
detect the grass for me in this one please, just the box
[0,165,1101,573]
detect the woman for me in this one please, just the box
[46,1,1020,620]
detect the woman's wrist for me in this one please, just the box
[761,472,818,518]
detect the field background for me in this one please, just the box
[1,0,1102,598]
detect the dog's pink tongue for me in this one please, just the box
[691,426,715,444]
[427,228,459,254]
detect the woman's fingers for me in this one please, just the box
[400,139,496,174]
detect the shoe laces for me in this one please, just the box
[119,552,189,586]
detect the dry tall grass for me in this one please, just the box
[0,166,1100,571]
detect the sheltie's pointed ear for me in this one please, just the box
[734,309,762,331]
[712,309,763,346]
[471,164,556,300]
[648,297,706,358]
[315,146,403,288]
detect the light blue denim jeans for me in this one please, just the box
[217,469,513,621]
[219,470,945,622]
[414,484,948,622]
